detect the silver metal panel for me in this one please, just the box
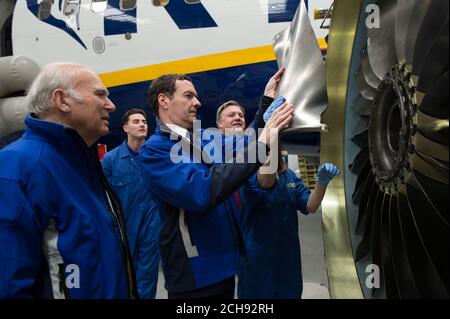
[273,0,327,134]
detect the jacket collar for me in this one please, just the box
[118,140,133,159]
[24,113,87,146]
[158,123,191,142]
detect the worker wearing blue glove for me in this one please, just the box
[238,150,341,299]
[317,163,340,187]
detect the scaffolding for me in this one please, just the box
[298,156,318,190]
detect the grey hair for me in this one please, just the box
[25,62,89,116]
[216,100,245,125]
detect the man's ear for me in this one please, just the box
[123,124,129,133]
[158,93,170,111]
[52,89,70,113]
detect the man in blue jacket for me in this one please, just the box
[102,108,160,299]
[0,63,136,298]
[139,73,293,298]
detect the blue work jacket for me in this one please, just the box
[102,140,161,299]
[138,124,266,294]
[238,169,311,299]
[0,114,134,298]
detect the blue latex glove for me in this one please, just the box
[263,96,286,123]
[317,163,340,187]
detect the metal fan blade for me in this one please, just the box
[418,71,449,120]
[389,194,420,298]
[417,111,449,146]
[397,193,448,298]
[362,52,381,89]
[411,152,449,185]
[355,178,377,236]
[357,66,376,100]
[395,0,417,62]
[409,170,449,226]
[355,183,378,260]
[380,194,400,298]
[352,162,373,205]
[406,174,449,293]
[367,0,397,80]
[412,1,449,77]
[417,20,449,92]
[404,0,435,66]
[351,117,369,149]
[415,132,449,163]
[273,0,327,133]
[413,170,449,223]
[370,190,386,299]
[350,146,369,175]
[352,94,372,117]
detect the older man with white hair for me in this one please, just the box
[0,63,136,298]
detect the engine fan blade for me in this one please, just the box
[417,20,449,92]
[352,161,373,205]
[352,94,372,117]
[411,152,449,185]
[355,182,378,260]
[414,170,449,224]
[350,146,369,175]
[367,0,397,80]
[415,132,449,163]
[362,51,381,89]
[395,0,417,62]
[355,177,377,237]
[380,194,401,298]
[412,1,449,78]
[351,118,369,149]
[406,173,449,294]
[404,0,434,66]
[357,66,377,100]
[418,71,449,120]
[389,194,421,298]
[417,111,449,146]
[370,190,385,298]
[397,193,448,298]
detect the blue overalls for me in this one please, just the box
[102,141,161,299]
[238,170,311,299]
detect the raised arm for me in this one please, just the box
[306,163,340,214]
[253,67,285,129]
[140,104,294,212]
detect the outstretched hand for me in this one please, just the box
[258,102,294,147]
[317,163,340,187]
[264,67,285,98]
[264,96,286,123]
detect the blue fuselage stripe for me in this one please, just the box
[104,0,137,36]
[164,0,218,30]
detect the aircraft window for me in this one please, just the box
[184,0,201,4]
[91,0,108,13]
[120,0,137,11]
[38,0,53,20]
[63,0,80,16]
[152,0,170,7]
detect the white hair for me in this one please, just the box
[25,62,91,116]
